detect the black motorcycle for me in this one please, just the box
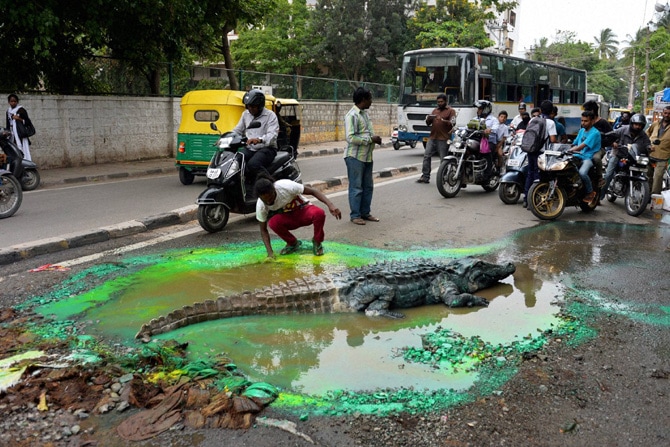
[498,130,527,204]
[527,143,600,220]
[603,144,650,217]
[436,120,500,198]
[196,122,301,232]
[0,130,40,191]
[0,131,23,218]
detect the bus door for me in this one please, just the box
[535,84,551,104]
[478,75,492,101]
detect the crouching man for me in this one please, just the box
[255,175,342,257]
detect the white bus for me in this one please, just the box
[397,48,587,145]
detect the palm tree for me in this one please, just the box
[594,28,619,59]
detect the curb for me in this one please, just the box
[2,161,417,266]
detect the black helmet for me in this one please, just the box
[474,99,492,116]
[243,89,265,109]
[518,102,527,110]
[629,113,646,126]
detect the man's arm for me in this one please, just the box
[303,186,342,219]
[259,220,275,258]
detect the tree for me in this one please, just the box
[307,0,411,84]
[594,28,619,60]
[406,0,517,50]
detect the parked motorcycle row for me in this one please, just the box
[0,129,42,219]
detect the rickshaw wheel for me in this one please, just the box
[179,167,195,185]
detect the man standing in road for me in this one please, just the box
[646,105,670,195]
[417,93,455,184]
[344,87,383,225]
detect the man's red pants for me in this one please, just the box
[268,204,326,245]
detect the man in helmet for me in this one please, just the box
[474,99,498,181]
[232,89,280,184]
[600,113,651,200]
[509,102,527,130]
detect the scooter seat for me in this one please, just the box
[268,151,291,172]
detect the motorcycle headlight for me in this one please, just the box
[398,125,408,132]
[636,156,649,167]
[224,159,240,180]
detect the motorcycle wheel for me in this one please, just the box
[179,167,195,185]
[481,171,500,192]
[498,182,521,204]
[528,181,565,220]
[409,141,417,148]
[21,168,40,191]
[0,174,23,219]
[197,204,229,233]
[393,141,400,150]
[436,160,461,198]
[624,180,650,217]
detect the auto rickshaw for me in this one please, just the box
[274,98,302,157]
[176,90,300,185]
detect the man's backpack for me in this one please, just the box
[520,117,547,153]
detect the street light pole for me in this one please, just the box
[643,29,650,114]
[628,50,636,110]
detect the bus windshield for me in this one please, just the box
[399,51,475,107]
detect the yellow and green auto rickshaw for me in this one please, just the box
[176,89,290,185]
[274,98,302,157]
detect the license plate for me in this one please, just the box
[206,168,221,179]
[507,159,521,167]
[545,150,562,156]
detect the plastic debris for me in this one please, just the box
[257,417,314,444]
[28,263,71,272]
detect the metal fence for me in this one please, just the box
[84,57,398,102]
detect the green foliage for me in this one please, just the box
[594,28,619,60]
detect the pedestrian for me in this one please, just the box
[6,94,34,161]
[523,100,557,208]
[645,105,670,194]
[416,93,455,183]
[551,106,568,144]
[509,102,527,130]
[344,87,383,225]
[255,175,342,258]
[232,89,279,185]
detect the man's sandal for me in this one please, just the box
[312,239,324,256]
[280,240,302,255]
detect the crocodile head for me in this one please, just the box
[450,258,516,292]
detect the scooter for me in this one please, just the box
[498,130,527,204]
[603,144,650,217]
[0,131,40,191]
[196,122,302,233]
[0,130,23,218]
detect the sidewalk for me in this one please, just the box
[39,141,350,188]
[2,141,417,265]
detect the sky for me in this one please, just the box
[515,0,660,57]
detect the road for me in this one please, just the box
[0,146,425,247]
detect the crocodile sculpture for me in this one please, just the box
[135,257,515,341]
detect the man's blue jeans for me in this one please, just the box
[345,156,374,220]
[578,158,594,194]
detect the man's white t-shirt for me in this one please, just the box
[256,179,307,222]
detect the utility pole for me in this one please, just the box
[643,28,651,114]
[628,50,636,110]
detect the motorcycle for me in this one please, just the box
[0,131,23,218]
[603,144,650,217]
[196,122,302,233]
[0,130,40,191]
[391,128,417,150]
[527,143,600,220]
[498,130,527,204]
[436,119,500,198]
